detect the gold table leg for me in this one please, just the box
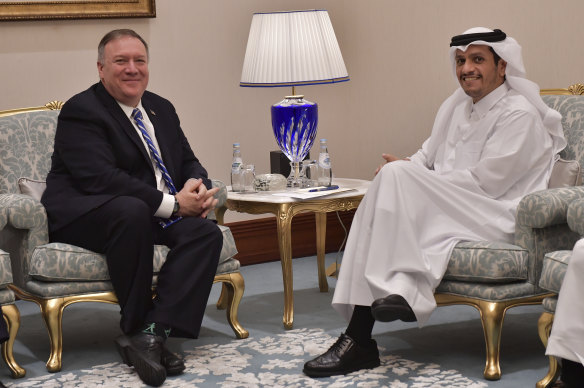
[315,212,329,292]
[276,204,294,329]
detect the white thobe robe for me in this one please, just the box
[332,83,556,326]
[546,238,584,364]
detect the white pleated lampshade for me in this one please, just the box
[240,10,349,88]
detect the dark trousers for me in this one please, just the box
[50,196,223,338]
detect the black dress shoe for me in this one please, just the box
[303,333,380,377]
[371,294,416,322]
[161,343,185,376]
[558,358,584,388]
[115,333,167,387]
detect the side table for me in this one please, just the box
[215,178,370,329]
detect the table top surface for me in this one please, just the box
[227,178,371,204]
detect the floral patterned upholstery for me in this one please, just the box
[539,250,571,294]
[0,102,248,373]
[538,195,584,302]
[0,248,14,305]
[439,93,584,300]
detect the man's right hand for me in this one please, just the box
[374,153,404,175]
[174,179,219,218]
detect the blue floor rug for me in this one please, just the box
[6,328,488,387]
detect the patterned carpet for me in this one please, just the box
[6,328,488,387]
[3,255,548,387]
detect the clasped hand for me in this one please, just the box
[174,178,219,218]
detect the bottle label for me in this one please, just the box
[231,158,242,174]
[318,153,331,169]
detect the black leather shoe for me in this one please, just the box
[558,358,584,388]
[161,343,185,376]
[303,333,380,377]
[371,294,416,322]
[115,333,167,387]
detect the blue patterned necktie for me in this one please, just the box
[132,108,182,228]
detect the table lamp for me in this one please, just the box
[240,9,349,188]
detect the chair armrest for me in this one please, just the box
[516,186,584,228]
[0,193,48,230]
[0,193,49,289]
[568,198,584,236]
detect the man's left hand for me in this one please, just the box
[175,179,219,218]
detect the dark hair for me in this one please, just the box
[489,47,501,65]
[97,29,149,64]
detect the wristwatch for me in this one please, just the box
[172,196,180,216]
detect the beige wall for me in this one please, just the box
[1,0,583,222]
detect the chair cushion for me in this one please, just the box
[539,250,571,293]
[0,249,13,287]
[444,241,528,283]
[29,224,238,282]
[18,177,47,201]
[548,159,582,188]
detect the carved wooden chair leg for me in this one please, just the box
[39,297,66,373]
[216,283,229,310]
[478,300,507,381]
[1,304,25,378]
[536,311,560,388]
[213,273,249,339]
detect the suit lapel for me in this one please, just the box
[96,83,150,156]
[95,83,153,172]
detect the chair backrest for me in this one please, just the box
[0,102,63,194]
[541,84,584,185]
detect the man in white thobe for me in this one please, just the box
[303,27,566,378]
[545,239,584,387]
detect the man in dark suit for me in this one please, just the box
[41,29,223,387]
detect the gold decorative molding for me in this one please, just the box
[0,100,64,118]
[540,83,584,95]
[0,0,155,21]
[45,101,64,110]
[568,83,584,95]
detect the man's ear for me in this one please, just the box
[498,59,507,78]
[97,61,104,80]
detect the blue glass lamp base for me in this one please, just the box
[271,96,318,188]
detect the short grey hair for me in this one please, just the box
[97,29,149,64]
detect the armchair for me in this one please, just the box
[0,102,248,373]
[0,245,25,379]
[434,84,584,380]
[536,195,584,388]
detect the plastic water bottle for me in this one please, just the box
[231,143,244,192]
[317,139,332,186]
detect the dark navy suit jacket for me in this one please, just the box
[42,82,210,233]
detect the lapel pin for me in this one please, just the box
[150,109,156,116]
